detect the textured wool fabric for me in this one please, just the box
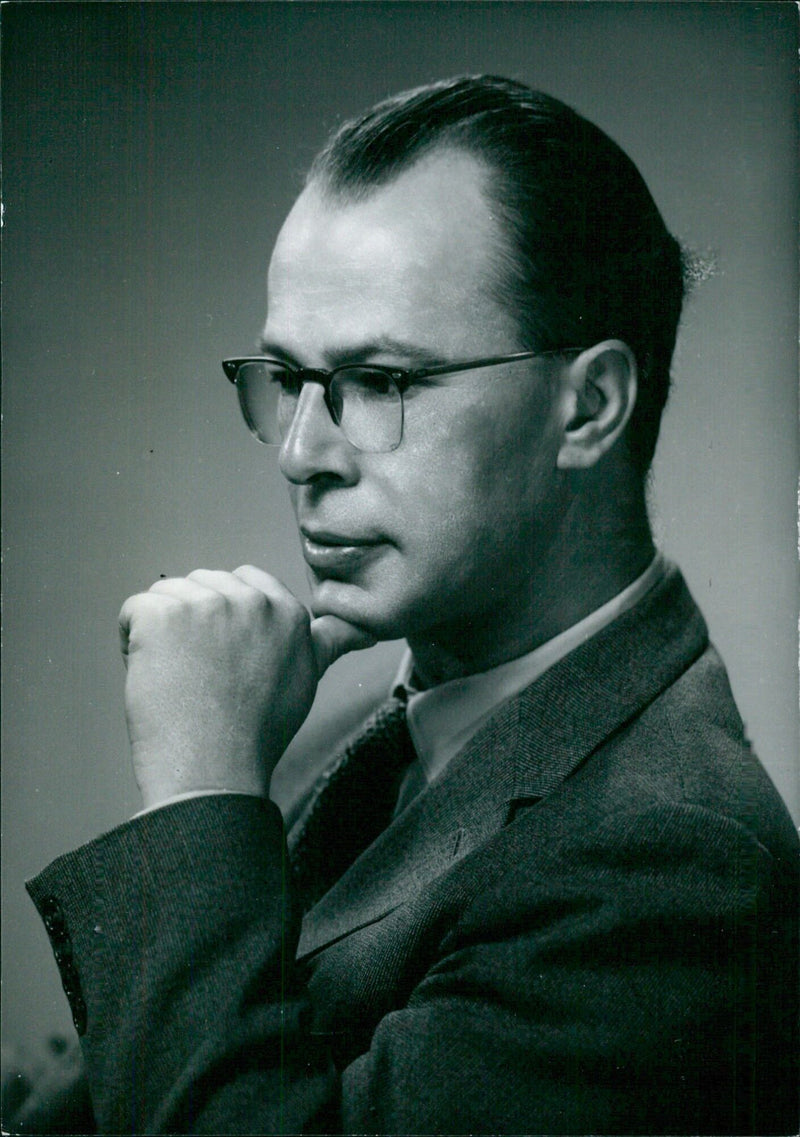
[289,698,416,907]
[24,567,800,1135]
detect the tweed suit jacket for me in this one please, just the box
[27,567,799,1135]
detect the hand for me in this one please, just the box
[119,566,375,809]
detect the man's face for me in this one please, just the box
[262,149,569,659]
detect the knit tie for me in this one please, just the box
[288,698,416,909]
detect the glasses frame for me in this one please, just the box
[222,348,582,452]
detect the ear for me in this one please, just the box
[556,340,637,470]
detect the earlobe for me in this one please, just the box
[556,340,637,470]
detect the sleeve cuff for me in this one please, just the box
[132,788,266,819]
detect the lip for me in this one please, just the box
[300,528,379,547]
[300,529,385,574]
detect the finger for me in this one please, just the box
[231,565,306,621]
[310,615,376,677]
[148,576,223,600]
[185,568,255,598]
[231,564,290,603]
[119,579,216,664]
[118,591,171,662]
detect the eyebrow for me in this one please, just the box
[256,335,445,369]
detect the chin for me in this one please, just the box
[308,577,409,641]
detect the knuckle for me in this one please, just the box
[243,590,272,622]
[232,565,258,585]
[285,596,310,630]
[186,567,218,583]
[119,591,148,618]
[200,589,227,614]
[148,576,176,593]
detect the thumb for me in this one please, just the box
[310,615,377,677]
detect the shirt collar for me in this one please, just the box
[393,553,668,787]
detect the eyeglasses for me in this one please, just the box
[222,348,580,453]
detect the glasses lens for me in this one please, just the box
[235,361,299,444]
[332,367,403,452]
[232,361,403,451]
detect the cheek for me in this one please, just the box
[424,394,557,505]
[390,402,547,560]
[392,401,490,514]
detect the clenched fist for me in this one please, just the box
[118,565,375,809]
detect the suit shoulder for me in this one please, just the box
[572,642,798,863]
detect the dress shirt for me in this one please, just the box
[391,553,667,813]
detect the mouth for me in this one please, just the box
[299,528,386,575]
[301,528,379,547]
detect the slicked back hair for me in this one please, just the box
[307,75,686,477]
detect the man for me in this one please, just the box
[23,76,799,1134]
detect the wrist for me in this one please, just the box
[133,746,271,811]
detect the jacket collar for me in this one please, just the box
[297,565,707,960]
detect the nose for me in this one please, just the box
[278,381,360,485]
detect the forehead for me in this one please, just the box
[264,149,519,358]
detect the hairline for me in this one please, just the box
[307,137,541,356]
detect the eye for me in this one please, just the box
[337,366,400,398]
[264,362,301,395]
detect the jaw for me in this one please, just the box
[305,555,539,684]
[304,564,403,640]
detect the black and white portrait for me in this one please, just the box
[3,4,797,1134]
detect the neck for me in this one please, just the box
[408,481,655,688]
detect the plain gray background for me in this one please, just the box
[3,1,798,1053]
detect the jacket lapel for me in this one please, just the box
[297,566,708,960]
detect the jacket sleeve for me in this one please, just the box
[26,793,798,1135]
[27,795,341,1135]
